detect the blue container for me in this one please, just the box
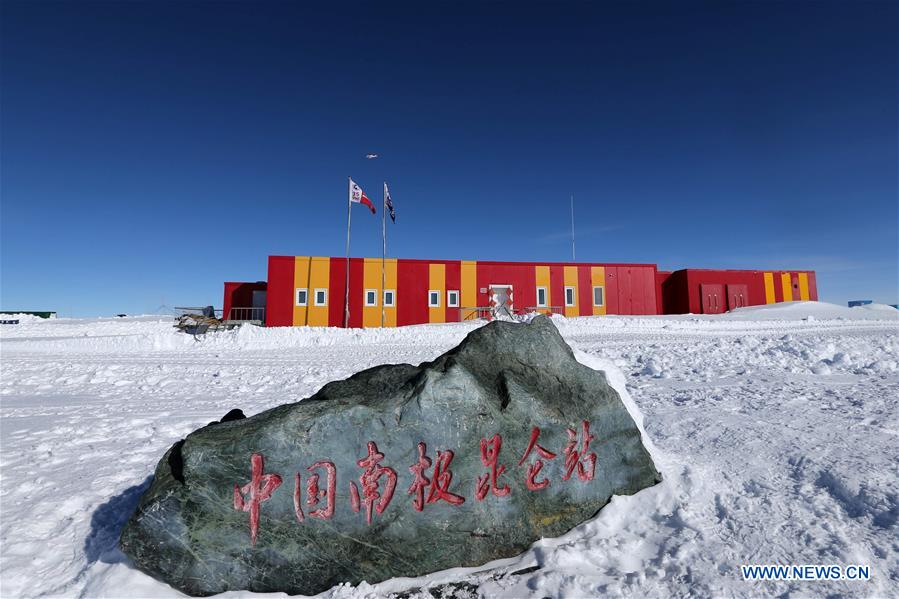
[848,300,873,307]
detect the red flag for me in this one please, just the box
[349,178,376,214]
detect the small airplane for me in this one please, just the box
[365,153,379,159]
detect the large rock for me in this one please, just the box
[120,316,661,596]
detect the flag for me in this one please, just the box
[384,183,395,223]
[349,178,376,214]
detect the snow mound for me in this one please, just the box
[854,302,899,313]
[202,320,487,351]
[516,311,568,324]
[0,312,54,324]
[722,301,898,321]
[574,349,663,464]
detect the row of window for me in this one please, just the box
[295,288,398,308]
[294,286,605,308]
[538,286,604,308]
[295,288,328,307]
[428,290,459,308]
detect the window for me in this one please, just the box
[536,287,547,307]
[592,286,605,307]
[447,290,459,307]
[365,289,378,307]
[295,289,308,307]
[428,290,440,307]
[565,286,576,307]
[383,289,395,307]
[314,288,328,306]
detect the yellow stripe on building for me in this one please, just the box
[292,256,311,326]
[591,266,606,316]
[563,265,579,317]
[461,261,477,321]
[384,259,397,327]
[798,272,810,301]
[535,265,551,315]
[360,258,397,328]
[781,272,793,302]
[429,263,446,323]
[763,272,776,304]
[362,259,382,328]
[308,257,330,326]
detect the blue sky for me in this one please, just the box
[2,0,896,316]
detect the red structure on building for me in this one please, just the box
[222,256,818,327]
[222,281,268,324]
[658,269,818,315]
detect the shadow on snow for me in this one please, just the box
[84,475,153,565]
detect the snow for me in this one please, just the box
[720,300,898,321]
[0,313,56,324]
[1,303,897,598]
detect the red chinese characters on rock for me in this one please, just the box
[231,421,599,545]
[233,453,283,546]
[517,427,558,490]
[561,420,597,481]
[475,434,511,501]
[407,442,465,511]
[349,441,398,524]
[293,460,336,522]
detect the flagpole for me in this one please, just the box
[381,182,387,328]
[345,177,353,328]
[570,193,576,261]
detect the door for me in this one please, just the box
[490,286,513,319]
[618,268,633,314]
[251,290,267,322]
[726,284,748,311]
[700,284,724,314]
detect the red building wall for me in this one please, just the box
[659,270,689,315]
[265,256,295,327]
[603,266,618,315]
[549,265,566,311]
[328,259,347,328]
[348,260,365,328]
[577,267,593,315]
[475,262,537,313]
[684,270,765,314]
[397,260,430,327]
[469,261,657,316]
[661,269,819,315]
[222,281,267,321]
[444,261,461,322]
[655,271,671,314]
[808,273,819,301]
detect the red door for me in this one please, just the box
[700,284,724,314]
[726,284,748,311]
[618,268,633,314]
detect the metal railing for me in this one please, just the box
[460,307,494,321]
[522,306,565,316]
[459,306,515,320]
[458,305,565,321]
[227,307,266,322]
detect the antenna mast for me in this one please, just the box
[570,194,576,261]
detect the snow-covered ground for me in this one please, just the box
[1,302,897,598]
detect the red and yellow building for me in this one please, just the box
[222,256,818,327]
[658,269,818,315]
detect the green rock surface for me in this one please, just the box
[120,316,661,596]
